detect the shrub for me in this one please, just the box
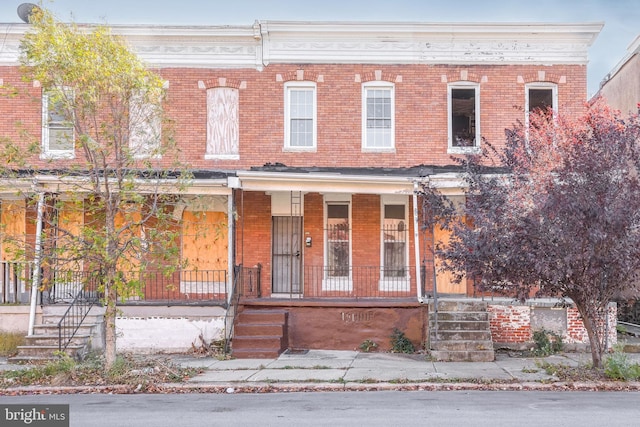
[390,329,414,354]
[604,347,640,381]
[532,329,563,356]
[358,339,378,352]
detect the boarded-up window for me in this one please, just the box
[181,210,228,271]
[206,88,239,158]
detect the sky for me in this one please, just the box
[2,0,639,97]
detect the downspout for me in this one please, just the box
[28,191,45,336]
[412,181,424,304]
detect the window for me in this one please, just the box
[362,83,394,150]
[326,203,350,278]
[448,84,480,152]
[526,84,557,126]
[380,196,409,291]
[206,87,239,159]
[129,92,162,158]
[42,89,74,159]
[284,82,316,150]
[382,204,407,278]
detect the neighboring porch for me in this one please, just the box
[2,263,235,361]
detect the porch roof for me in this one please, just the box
[234,165,473,194]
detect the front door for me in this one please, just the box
[272,216,302,294]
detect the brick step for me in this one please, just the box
[237,309,288,324]
[233,308,289,359]
[430,350,495,362]
[431,339,494,352]
[431,330,492,341]
[232,335,285,350]
[235,323,285,337]
[429,320,490,331]
[432,312,489,322]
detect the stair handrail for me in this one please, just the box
[57,279,100,352]
[224,264,244,354]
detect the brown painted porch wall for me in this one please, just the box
[244,303,428,351]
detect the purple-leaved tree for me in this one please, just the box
[423,99,640,368]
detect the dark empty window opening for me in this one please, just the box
[451,88,476,147]
[529,88,553,113]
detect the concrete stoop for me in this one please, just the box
[232,309,289,359]
[9,306,105,363]
[429,299,495,362]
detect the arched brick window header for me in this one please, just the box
[199,78,246,90]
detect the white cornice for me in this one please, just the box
[0,21,602,68]
[260,21,603,66]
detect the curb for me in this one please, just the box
[2,380,640,395]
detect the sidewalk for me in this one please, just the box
[168,350,640,388]
[3,350,640,392]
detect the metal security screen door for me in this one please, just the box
[272,216,302,294]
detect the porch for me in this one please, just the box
[237,264,434,301]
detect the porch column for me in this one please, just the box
[28,192,45,336]
[412,182,424,303]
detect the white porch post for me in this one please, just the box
[28,191,45,336]
[412,182,424,303]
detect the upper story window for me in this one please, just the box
[448,83,480,153]
[42,89,74,159]
[206,87,239,160]
[526,83,557,126]
[284,82,316,151]
[362,82,394,151]
[129,92,162,159]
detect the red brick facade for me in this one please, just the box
[0,21,604,351]
[489,303,617,349]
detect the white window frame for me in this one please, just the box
[41,89,75,159]
[379,195,410,291]
[322,194,352,292]
[525,83,558,128]
[447,82,480,154]
[362,82,395,152]
[284,81,317,152]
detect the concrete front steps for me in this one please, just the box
[429,299,495,362]
[232,309,288,359]
[9,305,105,363]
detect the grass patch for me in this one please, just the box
[0,353,200,389]
[536,361,606,382]
[0,332,25,357]
[604,347,640,381]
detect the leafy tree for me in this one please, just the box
[424,100,640,368]
[11,7,191,369]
